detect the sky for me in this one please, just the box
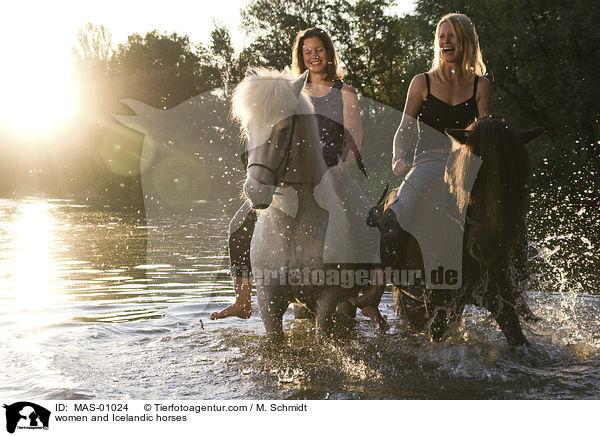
[1,0,416,68]
[0,0,415,136]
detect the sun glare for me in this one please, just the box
[4,200,61,313]
[0,69,76,139]
[0,10,77,140]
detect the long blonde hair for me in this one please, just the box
[429,13,486,83]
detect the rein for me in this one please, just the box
[246,115,298,187]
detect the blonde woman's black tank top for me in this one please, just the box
[416,73,479,153]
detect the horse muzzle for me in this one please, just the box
[244,175,275,209]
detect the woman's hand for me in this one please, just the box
[392,158,409,176]
[330,163,345,181]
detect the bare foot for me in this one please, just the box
[360,305,390,333]
[210,302,251,320]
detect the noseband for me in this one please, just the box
[245,115,297,186]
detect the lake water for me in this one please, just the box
[1,197,599,400]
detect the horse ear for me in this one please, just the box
[292,70,309,97]
[376,183,389,206]
[445,128,472,144]
[518,127,544,145]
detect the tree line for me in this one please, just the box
[3,0,599,208]
[0,0,596,288]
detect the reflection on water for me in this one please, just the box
[4,201,61,312]
[0,198,599,400]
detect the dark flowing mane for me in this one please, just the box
[447,116,529,238]
[386,115,542,346]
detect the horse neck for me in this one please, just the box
[290,114,328,188]
[469,152,526,237]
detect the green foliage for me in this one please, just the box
[195,23,252,96]
[413,0,600,155]
[238,0,431,108]
[240,0,332,69]
[72,23,114,79]
[109,31,204,108]
[29,1,600,213]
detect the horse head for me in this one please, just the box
[231,68,322,209]
[446,115,543,261]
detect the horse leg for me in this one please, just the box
[382,208,413,320]
[483,275,528,346]
[380,209,406,267]
[336,300,357,318]
[382,209,432,332]
[294,302,315,319]
[429,310,448,341]
[428,290,457,341]
[257,287,289,344]
[315,289,340,341]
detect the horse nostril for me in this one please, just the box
[253,204,269,210]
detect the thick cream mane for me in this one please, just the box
[231,68,314,130]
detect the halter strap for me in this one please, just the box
[246,115,297,186]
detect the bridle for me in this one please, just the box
[243,115,298,186]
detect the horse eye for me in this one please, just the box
[240,141,249,166]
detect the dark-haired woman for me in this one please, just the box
[211,28,387,331]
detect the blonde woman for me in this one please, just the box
[393,13,490,176]
[382,13,539,324]
[382,13,490,301]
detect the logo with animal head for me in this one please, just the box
[3,402,50,434]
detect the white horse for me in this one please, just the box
[231,68,379,341]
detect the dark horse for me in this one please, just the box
[375,116,543,346]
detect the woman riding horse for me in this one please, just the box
[211,28,387,331]
[368,13,537,344]
[354,13,491,313]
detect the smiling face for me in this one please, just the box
[302,36,329,75]
[438,21,460,64]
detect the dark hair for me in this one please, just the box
[291,27,344,81]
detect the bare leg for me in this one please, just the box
[211,202,255,321]
[349,284,389,332]
[210,276,252,320]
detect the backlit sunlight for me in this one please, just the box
[0,8,77,139]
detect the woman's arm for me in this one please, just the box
[476,76,491,118]
[340,84,361,171]
[392,74,427,175]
